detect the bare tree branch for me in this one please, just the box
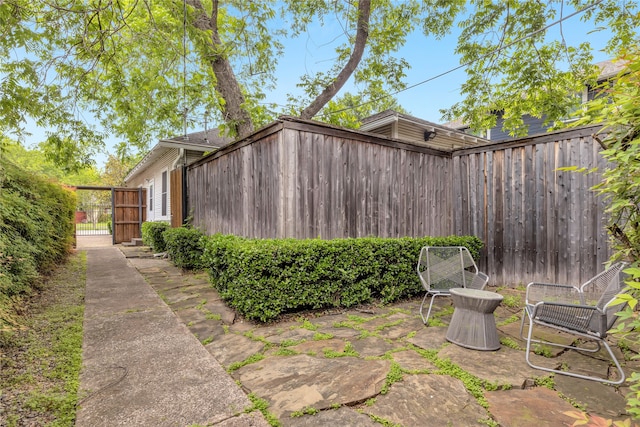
[187,0,254,138]
[299,0,371,120]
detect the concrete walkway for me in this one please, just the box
[75,236,267,426]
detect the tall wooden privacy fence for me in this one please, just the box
[452,126,609,286]
[188,118,609,287]
[188,119,452,240]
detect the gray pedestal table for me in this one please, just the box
[445,288,504,351]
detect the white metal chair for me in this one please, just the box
[416,246,489,326]
[519,262,628,385]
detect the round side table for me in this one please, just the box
[445,288,504,351]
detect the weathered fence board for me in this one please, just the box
[188,119,452,240]
[188,118,609,287]
[453,126,610,286]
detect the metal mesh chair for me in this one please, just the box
[416,246,489,326]
[519,262,628,384]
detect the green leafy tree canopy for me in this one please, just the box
[1,1,638,169]
[574,45,640,419]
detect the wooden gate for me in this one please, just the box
[112,188,147,244]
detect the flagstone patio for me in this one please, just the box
[122,246,639,426]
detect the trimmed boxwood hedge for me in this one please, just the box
[201,234,483,322]
[141,221,170,252]
[163,226,206,270]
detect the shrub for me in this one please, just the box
[201,234,483,322]
[141,221,170,252]
[1,158,75,331]
[163,226,206,269]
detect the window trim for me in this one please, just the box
[149,182,154,212]
[161,170,168,216]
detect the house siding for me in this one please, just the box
[186,150,206,165]
[491,114,548,140]
[127,148,176,223]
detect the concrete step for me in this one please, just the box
[122,238,144,247]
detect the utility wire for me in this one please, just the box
[182,0,188,137]
[316,0,605,119]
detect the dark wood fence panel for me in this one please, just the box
[453,128,610,286]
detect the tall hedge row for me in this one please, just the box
[1,158,76,330]
[141,221,170,252]
[201,234,483,322]
[163,226,206,269]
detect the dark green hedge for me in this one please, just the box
[163,227,206,269]
[141,221,170,252]
[1,158,75,329]
[201,234,483,322]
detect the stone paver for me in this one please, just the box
[288,338,346,355]
[121,246,635,426]
[406,325,448,350]
[438,344,540,388]
[486,387,578,427]
[554,374,628,418]
[392,350,437,372]
[362,374,489,426]
[206,333,265,368]
[281,406,378,427]
[236,354,391,417]
[261,328,319,345]
[349,335,397,357]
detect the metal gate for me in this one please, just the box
[75,188,112,237]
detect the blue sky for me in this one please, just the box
[267,6,614,125]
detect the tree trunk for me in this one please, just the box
[299,0,371,120]
[188,0,254,139]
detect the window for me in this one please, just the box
[161,171,167,216]
[149,184,154,211]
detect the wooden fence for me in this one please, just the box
[452,125,610,286]
[188,118,452,240]
[188,118,610,286]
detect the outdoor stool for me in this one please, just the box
[446,288,504,351]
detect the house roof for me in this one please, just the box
[595,59,627,81]
[360,109,489,151]
[125,129,233,182]
[159,129,232,148]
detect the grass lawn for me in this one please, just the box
[0,252,86,426]
[75,222,109,231]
